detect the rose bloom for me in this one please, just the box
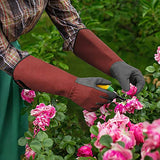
[77,145,93,157]
[33,114,50,131]
[125,96,143,114]
[103,143,132,160]
[143,119,160,148]
[154,46,160,64]
[122,83,137,97]
[114,102,126,114]
[25,144,35,160]
[141,138,159,160]
[31,103,56,119]
[145,151,160,160]
[83,110,97,127]
[21,89,36,103]
[94,112,135,150]
[129,122,144,145]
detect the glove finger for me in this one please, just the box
[96,77,111,85]
[118,76,130,92]
[130,71,145,94]
[134,76,145,95]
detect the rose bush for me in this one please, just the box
[18,46,159,160]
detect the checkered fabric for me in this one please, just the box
[0,0,85,75]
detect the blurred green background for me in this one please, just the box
[19,0,160,90]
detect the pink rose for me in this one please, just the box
[25,144,35,160]
[31,103,56,132]
[145,151,160,160]
[31,103,56,119]
[114,103,126,114]
[143,119,160,148]
[141,139,159,160]
[122,84,137,97]
[117,130,136,149]
[94,113,135,150]
[103,143,132,160]
[125,96,143,114]
[33,114,50,131]
[154,46,160,64]
[21,89,36,103]
[77,145,93,157]
[129,123,144,145]
[83,110,97,127]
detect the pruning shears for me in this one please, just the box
[97,85,126,101]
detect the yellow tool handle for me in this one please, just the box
[97,85,114,92]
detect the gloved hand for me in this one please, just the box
[110,61,145,94]
[73,29,145,94]
[13,55,116,111]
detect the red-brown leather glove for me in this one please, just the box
[13,55,117,111]
[73,29,145,94]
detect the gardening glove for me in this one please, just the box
[13,55,117,111]
[110,61,145,94]
[73,29,145,94]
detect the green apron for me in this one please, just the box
[0,41,28,160]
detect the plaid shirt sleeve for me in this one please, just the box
[0,28,28,76]
[46,0,86,51]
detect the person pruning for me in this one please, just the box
[0,0,145,159]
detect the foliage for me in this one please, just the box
[17,1,160,159]
[72,0,160,72]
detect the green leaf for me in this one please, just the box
[144,155,153,160]
[117,141,125,148]
[99,135,113,148]
[37,131,48,142]
[58,62,69,70]
[30,140,42,152]
[50,119,59,128]
[55,112,66,122]
[52,155,64,160]
[146,66,155,73]
[105,11,114,17]
[43,138,53,148]
[64,154,72,160]
[90,125,98,136]
[40,93,51,103]
[55,103,67,112]
[156,88,160,94]
[153,72,160,78]
[157,101,160,108]
[152,0,159,9]
[66,145,75,155]
[37,155,46,160]
[18,137,27,146]
[63,135,72,142]
[24,131,33,138]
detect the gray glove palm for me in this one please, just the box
[110,61,145,94]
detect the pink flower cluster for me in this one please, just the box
[103,143,132,160]
[21,89,36,103]
[114,96,143,114]
[154,46,160,64]
[94,112,144,157]
[31,103,56,133]
[141,119,160,160]
[25,143,35,160]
